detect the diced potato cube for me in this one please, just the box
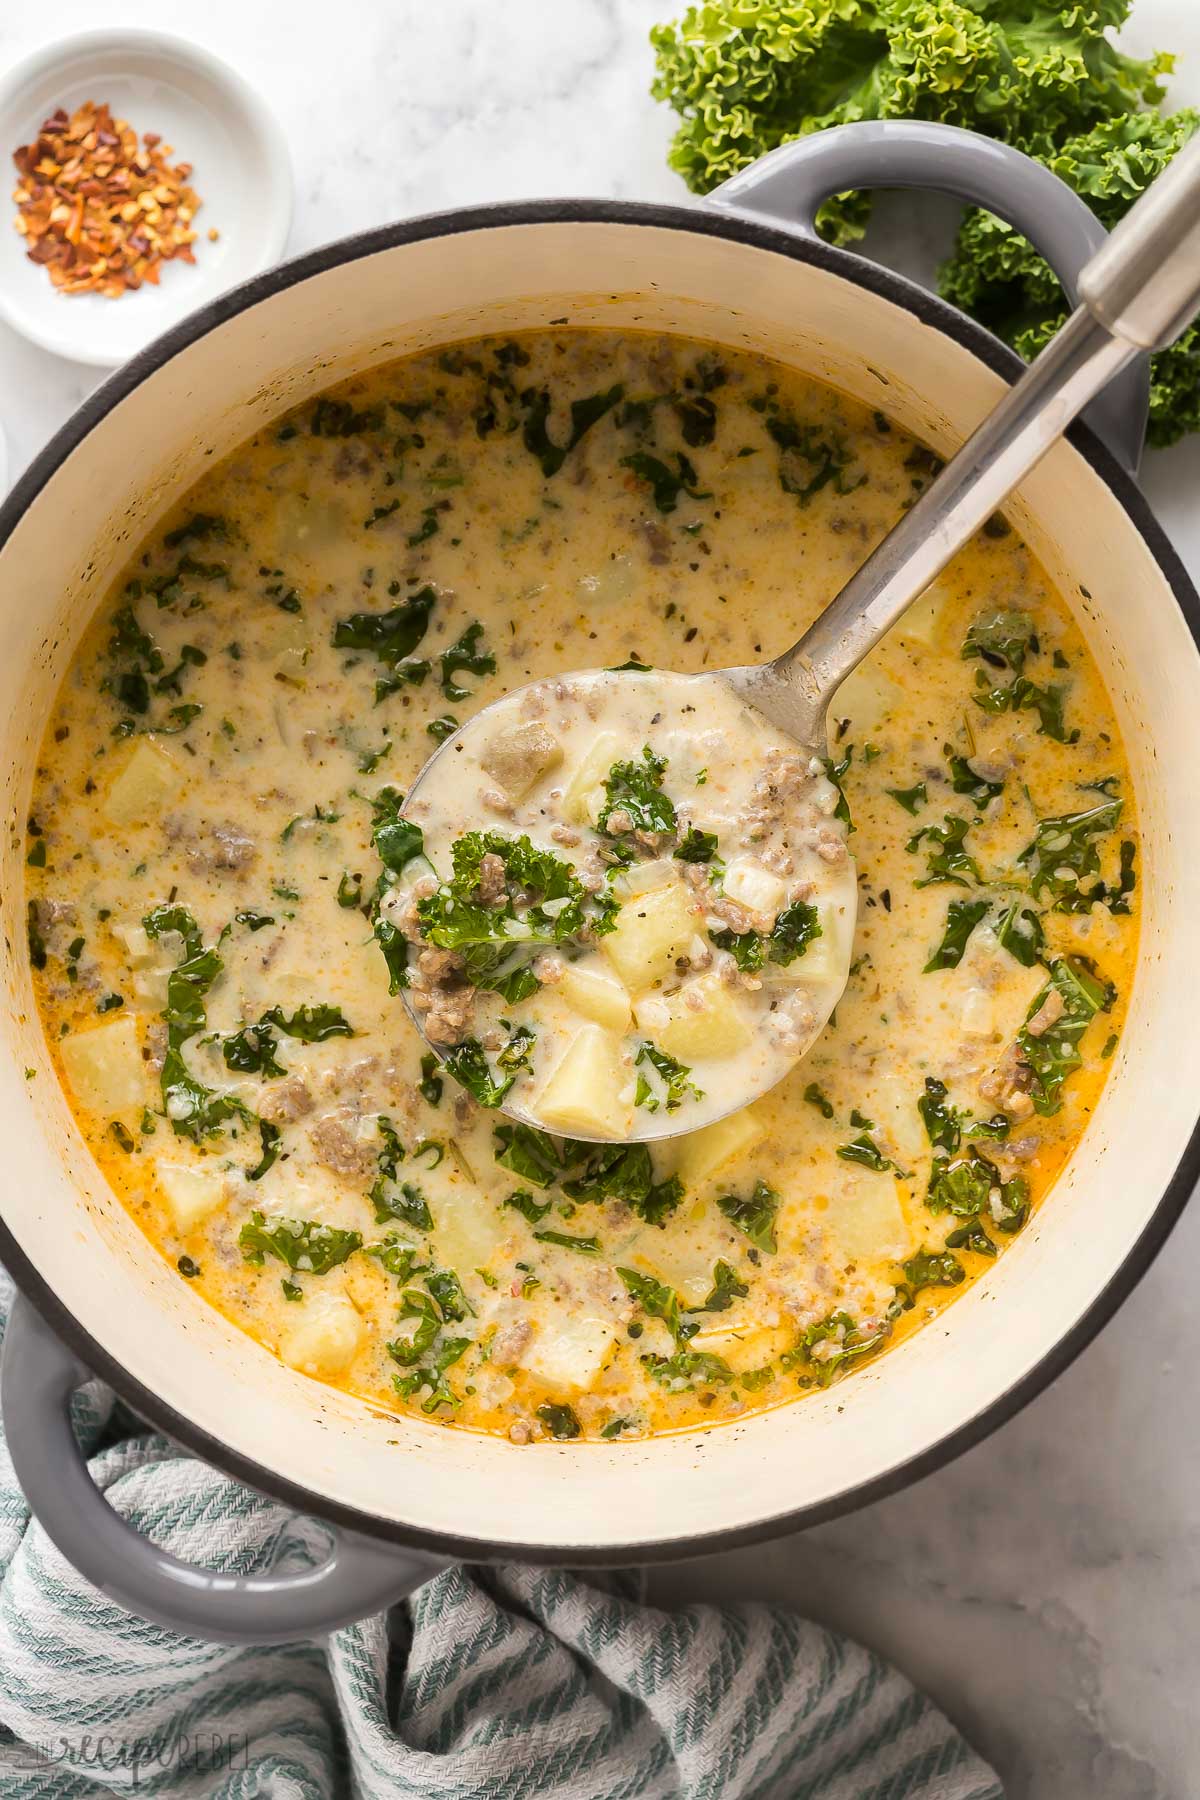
[675,1105,765,1186]
[959,986,994,1037]
[829,1174,911,1263]
[433,1183,510,1273]
[279,1294,362,1378]
[156,1161,229,1234]
[274,492,347,562]
[271,647,308,688]
[114,923,157,967]
[721,856,786,920]
[870,1074,925,1167]
[103,738,181,828]
[576,554,635,607]
[562,731,622,824]
[769,896,851,985]
[892,578,950,650]
[635,1240,714,1309]
[519,1311,617,1391]
[264,610,310,658]
[827,657,902,736]
[120,916,174,1011]
[611,857,676,900]
[480,721,563,799]
[601,880,698,993]
[689,1315,789,1362]
[132,967,170,1012]
[535,1025,629,1138]
[60,1015,144,1114]
[635,974,751,1061]
[558,960,632,1033]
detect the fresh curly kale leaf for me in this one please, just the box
[417,831,598,997]
[370,787,425,877]
[618,1266,694,1345]
[521,383,624,477]
[634,1042,703,1113]
[650,0,1170,229]
[924,897,990,972]
[717,1179,780,1253]
[651,6,1200,442]
[261,1003,354,1043]
[962,607,1038,678]
[621,450,710,513]
[1017,798,1123,909]
[907,813,982,888]
[239,1212,362,1274]
[972,673,1077,744]
[939,107,1200,445]
[333,584,435,669]
[1017,955,1114,1115]
[597,745,678,837]
[782,1309,889,1388]
[440,621,496,702]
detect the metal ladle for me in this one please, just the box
[400,133,1200,1139]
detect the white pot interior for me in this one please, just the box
[2,215,1199,1553]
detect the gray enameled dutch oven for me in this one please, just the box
[2,122,1199,1645]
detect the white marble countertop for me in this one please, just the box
[2,3,1199,1793]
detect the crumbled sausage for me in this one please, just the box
[480,786,515,817]
[409,942,478,1044]
[1024,987,1066,1038]
[332,441,374,480]
[423,989,477,1045]
[185,821,258,874]
[477,852,507,905]
[491,1317,534,1365]
[767,990,817,1054]
[741,750,816,844]
[639,520,671,565]
[35,897,76,929]
[258,1077,314,1124]
[814,829,848,866]
[978,1043,1036,1117]
[308,1112,374,1178]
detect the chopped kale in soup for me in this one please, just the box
[27,330,1137,1442]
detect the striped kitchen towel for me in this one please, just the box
[0,1270,1001,1799]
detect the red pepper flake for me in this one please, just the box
[11,99,205,298]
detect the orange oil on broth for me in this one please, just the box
[26,330,1138,1443]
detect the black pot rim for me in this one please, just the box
[3,196,1198,1568]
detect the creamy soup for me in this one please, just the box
[396,667,854,1138]
[26,329,1138,1444]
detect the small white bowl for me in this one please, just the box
[0,29,292,367]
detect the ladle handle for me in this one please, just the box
[782,132,1200,710]
[1080,129,1200,351]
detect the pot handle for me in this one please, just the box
[708,119,1150,475]
[1,1294,447,1643]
